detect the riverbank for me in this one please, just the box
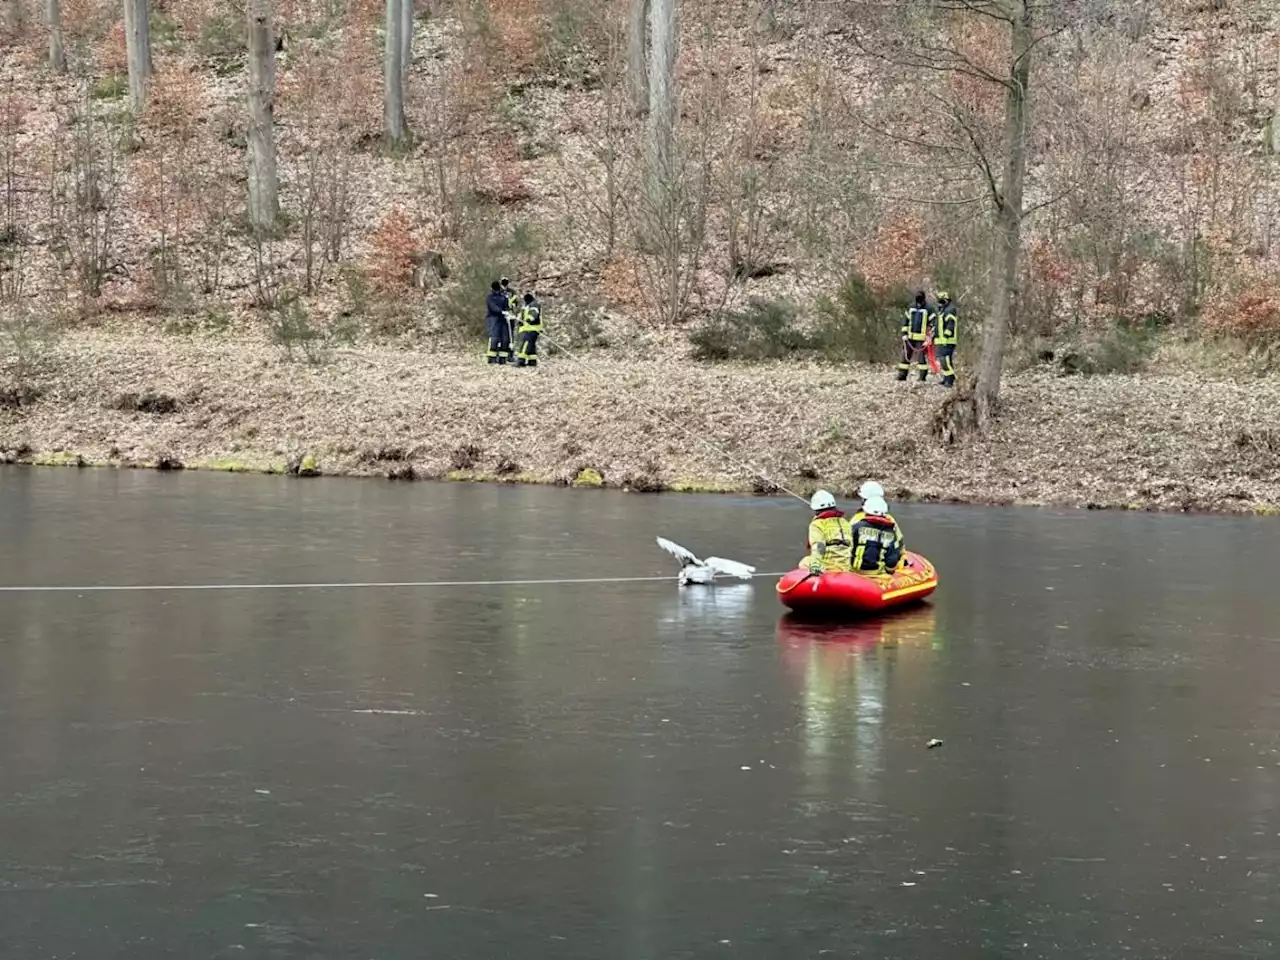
[2,331,1277,514]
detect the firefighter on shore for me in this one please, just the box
[803,490,854,574]
[485,279,512,364]
[514,291,543,368]
[930,291,958,388]
[851,495,905,575]
[501,276,519,317]
[898,290,932,382]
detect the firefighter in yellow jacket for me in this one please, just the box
[802,490,854,574]
[930,291,958,388]
[514,292,543,368]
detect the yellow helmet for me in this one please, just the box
[937,290,950,302]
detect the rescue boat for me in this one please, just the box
[775,551,938,616]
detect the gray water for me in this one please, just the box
[2,468,1279,959]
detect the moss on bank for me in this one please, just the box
[2,333,1279,517]
[3,450,1280,516]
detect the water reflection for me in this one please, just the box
[778,606,939,801]
[656,583,755,628]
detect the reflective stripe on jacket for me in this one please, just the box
[902,306,930,341]
[850,511,904,574]
[518,304,543,332]
[807,511,853,571]
[933,303,957,345]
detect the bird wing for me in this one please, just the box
[704,557,757,580]
[656,537,701,567]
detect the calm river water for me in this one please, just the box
[1,468,1278,959]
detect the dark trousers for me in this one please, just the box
[486,315,511,363]
[515,330,539,367]
[897,339,928,381]
[936,344,956,387]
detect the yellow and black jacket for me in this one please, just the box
[850,511,904,574]
[806,509,854,572]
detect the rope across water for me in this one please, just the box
[0,572,795,593]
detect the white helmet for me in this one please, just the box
[810,489,837,511]
[858,480,884,500]
[863,495,889,517]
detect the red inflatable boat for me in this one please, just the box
[776,551,938,615]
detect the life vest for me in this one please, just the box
[851,512,904,574]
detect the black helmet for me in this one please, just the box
[914,290,926,304]
[523,292,534,304]
[490,280,501,292]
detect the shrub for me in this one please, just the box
[689,298,810,362]
[537,0,609,86]
[435,218,542,342]
[195,13,245,74]
[91,74,128,101]
[546,297,609,353]
[1055,321,1153,376]
[1203,290,1280,348]
[267,289,324,362]
[813,271,905,364]
[366,207,418,294]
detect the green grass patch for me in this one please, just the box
[91,75,128,101]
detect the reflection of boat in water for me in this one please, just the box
[777,606,940,798]
[776,605,940,652]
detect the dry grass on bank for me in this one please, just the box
[1,331,1278,514]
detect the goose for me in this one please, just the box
[655,537,757,586]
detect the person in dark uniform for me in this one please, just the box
[514,292,543,368]
[485,280,512,364]
[898,290,931,382]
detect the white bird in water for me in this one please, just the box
[655,537,757,586]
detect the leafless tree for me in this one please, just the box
[849,0,1063,435]
[2,0,24,36]
[46,0,66,72]
[645,0,677,198]
[123,0,153,113]
[384,0,408,142]
[1270,20,1280,155]
[626,0,649,115]
[246,0,280,231]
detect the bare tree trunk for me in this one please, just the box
[246,0,280,231]
[1271,32,1280,154]
[646,0,677,192]
[383,0,407,142]
[399,0,413,81]
[974,0,1033,428]
[754,0,777,36]
[626,0,649,116]
[122,0,152,112]
[3,0,24,36]
[46,0,66,72]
